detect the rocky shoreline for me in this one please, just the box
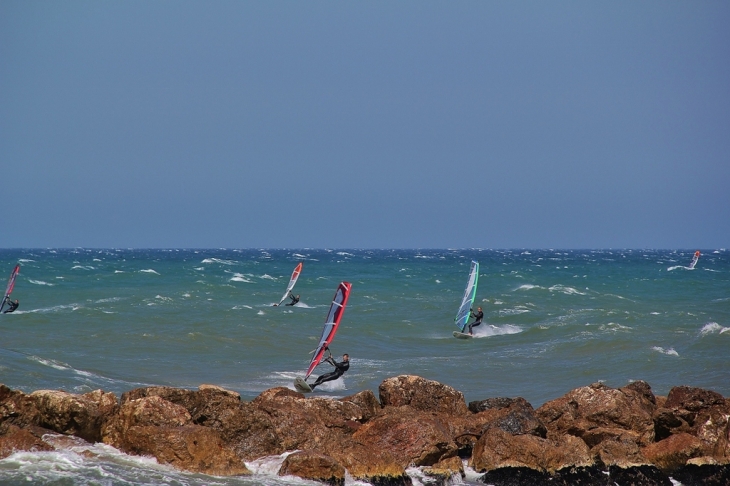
[1,376,729,485]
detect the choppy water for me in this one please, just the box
[0,248,728,485]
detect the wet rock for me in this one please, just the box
[478,466,549,485]
[278,450,345,486]
[671,464,730,486]
[607,464,672,486]
[421,455,463,483]
[0,423,54,458]
[122,424,249,475]
[379,375,468,416]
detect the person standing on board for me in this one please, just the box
[2,298,19,313]
[285,292,300,306]
[310,351,349,390]
[468,306,484,335]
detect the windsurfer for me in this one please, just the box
[2,298,18,313]
[468,307,484,335]
[310,351,349,390]
[286,292,300,306]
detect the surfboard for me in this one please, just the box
[453,261,479,337]
[453,331,473,339]
[294,377,312,393]
[0,264,20,314]
[275,262,303,306]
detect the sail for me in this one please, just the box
[0,264,20,313]
[689,251,700,269]
[277,262,303,305]
[454,261,479,332]
[304,281,352,380]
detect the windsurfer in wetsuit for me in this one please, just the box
[2,298,19,313]
[310,351,349,390]
[468,306,484,335]
[286,292,300,306]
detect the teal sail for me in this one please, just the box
[454,261,479,332]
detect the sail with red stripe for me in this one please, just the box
[0,264,20,313]
[304,281,352,380]
[277,262,303,306]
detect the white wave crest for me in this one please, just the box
[71,265,94,270]
[473,324,523,338]
[499,307,530,316]
[28,280,54,286]
[700,322,730,336]
[139,269,160,275]
[515,284,543,291]
[652,346,679,356]
[229,273,253,283]
[201,258,237,265]
[18,259,35,263]
[549,285,586,296]
[260,274,277,281]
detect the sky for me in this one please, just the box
[1,1,728,249]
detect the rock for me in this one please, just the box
[351,405,458,468]
[278,450,345,486]
[607,465,672,485]
[671,464,730,486]
[591,433,649,468]
[642,432,705,472]
[122,424,249,476]
[536,381,656,447]
[478,466,550,485]
[102,395,192,450]
[471,427,593,473]
[664,386,725,412]
[28,389,118,443]
[468,397,529,413]
[483,402,547,439]
[0,423,54,459]
[421,455,463,483]
[379,376,468,416]
[340,389,381,421]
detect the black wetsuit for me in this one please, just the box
[3,299,18,313]
[286,292,300,306]
[310,356,349,390]
[468,309,484,334]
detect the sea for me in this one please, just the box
[0,248,728,485]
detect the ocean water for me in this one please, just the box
[0,248,728,485]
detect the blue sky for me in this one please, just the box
[2,1,728,249]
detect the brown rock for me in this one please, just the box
[278,450,345,486]
[379,375,468,416]
[28,389,118,443]
[123,424,249,476]
[591,434,649,468]
[340,389,381,421]
[536,382,656,447]
[102,395,192,449]
[351,405,457,468]
[471,427,593,473]
[642,432,704,472]
[0,423,54,458]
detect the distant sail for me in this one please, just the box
[277,262,303,306]
[0,264,20,313]
[455,261,479,332]
[304,281,352,380]
[688,251,700,269]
